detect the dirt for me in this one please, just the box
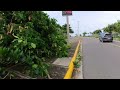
[48,64,68,79]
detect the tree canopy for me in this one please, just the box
[62,24,74,33]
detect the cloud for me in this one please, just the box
[102,11,120,14]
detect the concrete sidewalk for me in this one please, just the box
[52,37,82,79]
[53,57,72,67]
[53,37,80,67]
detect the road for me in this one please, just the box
[82,37,120,79]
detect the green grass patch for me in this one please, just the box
[73,52,81,68]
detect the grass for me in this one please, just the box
[92,34,99,38]
[73,52,81,68]
[114,37,120,41]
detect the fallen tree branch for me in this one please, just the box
[2,72,9,79]
[47,73,52,79]
[8,70,36,79]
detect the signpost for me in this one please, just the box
[62,11,72,16]
[62,11,72,44]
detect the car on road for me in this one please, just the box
[99,32,113,42]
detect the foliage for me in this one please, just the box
[83,32,87,37]
[92,20,120,38]
[62,24,74,33]
[0,11,68,78]
[73,52,81,68]
[92,29,101,34]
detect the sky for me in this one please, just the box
[44,11,120,36]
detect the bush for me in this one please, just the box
[73,52,81,68]
[0,11,68,78]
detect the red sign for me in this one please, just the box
[62,11,72,16]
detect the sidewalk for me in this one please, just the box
[53,37,80,65]
[52,37,81,79]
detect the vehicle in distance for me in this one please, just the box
[99,32,113,42]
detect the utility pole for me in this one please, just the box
[78,21,79,37]
[62,11,72,45]
[66,15,69,44]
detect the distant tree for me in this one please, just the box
[83,32,87,37]
[103,24,115,33]
[62,24,74,33]
[98,19,120,36]
[92,29,101,34]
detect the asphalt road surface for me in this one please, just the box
[82,37,120,79]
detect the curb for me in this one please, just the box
[74,38,83,79]
[64,40,80,79]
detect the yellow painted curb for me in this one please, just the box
[64,40,80,79]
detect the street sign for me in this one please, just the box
[62,11,72,16]
[62,11,72,45]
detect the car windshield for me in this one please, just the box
[105,34,112,37]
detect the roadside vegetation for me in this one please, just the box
[0,11,74,79]
[92,20,120,40]
[73,52,81,68]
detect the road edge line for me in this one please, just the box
[80,38,83,79]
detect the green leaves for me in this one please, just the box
[31,43,36,49]
[18,39,22,43]
[18,13,24,19]
[62,24,74,33]
[0,11,68,78]
[74,52,81,68]
[93,29,101,34]
[32,64,38,69]
[93,19,120,35]
[83,32,87,37]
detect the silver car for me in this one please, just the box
[99,32,113,42]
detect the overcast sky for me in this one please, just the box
[44,11,120,36]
